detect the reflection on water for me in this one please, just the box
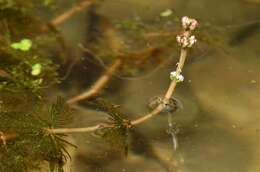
[60,0,260,172]
[178,117,251,172]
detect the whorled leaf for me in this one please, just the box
[85,98,126,124]
[86,98,131,155]
[48,96,73,128]
[101,125,130,156]
[0,95,74,172]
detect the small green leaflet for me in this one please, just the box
[160,9,173,17]
[11,39,32,51]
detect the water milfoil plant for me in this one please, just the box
[0,1,199,171]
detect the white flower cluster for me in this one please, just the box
[181,16,198,31]
[176,34,197,48]
[176,16,198,48]
[169,16,198,83]
[170,71,184,82]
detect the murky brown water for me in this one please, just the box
[56,0,260,172]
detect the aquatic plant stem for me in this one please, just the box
[66,45,169,105]
[0,132,17,144]
[1,26,192,140]
[132,47,188,125]
[66,58,123,105]
[46,124,105,134]
[0,44,189,142]
[48,36,189,134]
[1,43,190,141]
[52,0,94,26]
[132,31,191,125]
[42,0,95,31]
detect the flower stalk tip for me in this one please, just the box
[181,16,198,31]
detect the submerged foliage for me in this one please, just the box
[11,39,32,51]
[0,1,76,171]
[0,0,216,171]
[0,95,73,172]
[86,98,131,155]
[0,0,63,95]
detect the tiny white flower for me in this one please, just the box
[190,19,198,30]
[170,71,177,77]
[176,35,181,44]
[181,16,190,29]
[187,35,197,48]
[176,34,197,48]
[177,74,184,82]
[170,71,184,82]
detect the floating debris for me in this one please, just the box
[31,63,42,76]
[160,9,173,17]
[251,80,257,84]
[11,39,32,51]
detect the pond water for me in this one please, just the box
[51,0,260,172]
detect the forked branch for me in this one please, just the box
[49,16,199,134]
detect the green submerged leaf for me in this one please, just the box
[86,98,130,155]
[101,125,129,156]
[0,95,74,172]
[85,98,126,124]
[48,97,73,128]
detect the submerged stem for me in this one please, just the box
[1,20,194,139]
[132,46,189,126]
[44,39,190,134]
[42,0,95,31]
[66,58,123,104]
[43,28,191,134]
[46,124,106,134]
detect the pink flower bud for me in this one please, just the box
[181,16,198,31]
